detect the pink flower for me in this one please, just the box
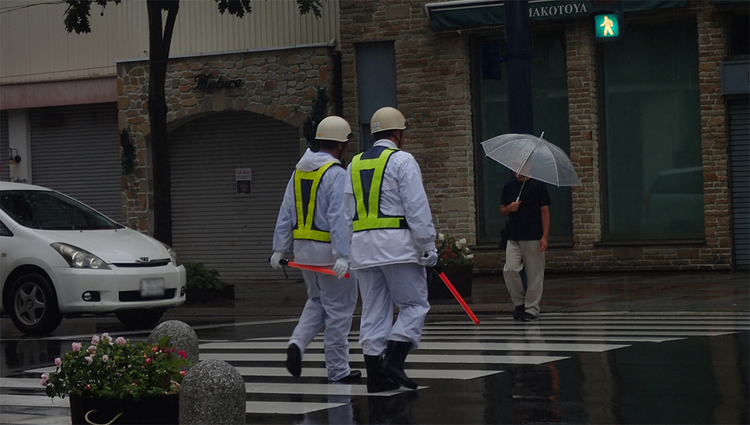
[146,358,152,364]
[40,372,49,387]
[85,356,93,365]
[180,371,186,376]
[87,345,97,352]
[178,350,188,359]
[86,384,91,390]
[101,333,111,343]
[54,357,62,367]
[91,335,100,344]
[72,342,82,352]
[102,355,109,363]
[115,337,126,346]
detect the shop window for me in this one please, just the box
[473,30,573,244]
[600,19,703,241]
[356,42,397,151]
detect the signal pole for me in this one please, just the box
[504,0,533,135]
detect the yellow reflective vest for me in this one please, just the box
[292,162,337,242]
[350,146,409,232]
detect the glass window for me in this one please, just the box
[601,19,703,240]
[356,42,397,151]
[474,30,572,244]
[0,190,123,230]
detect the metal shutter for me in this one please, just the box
[170,111,303,280]
[29,104,121,220]
[728,98,749,269]
[1,111,8,182]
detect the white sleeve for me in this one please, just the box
[271,174,296,253]
[397,155,436,250]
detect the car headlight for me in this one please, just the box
[51,243,111,270]
[161,242,181,266]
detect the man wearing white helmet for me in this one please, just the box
[270,115,361,384]
[344,106,437,393]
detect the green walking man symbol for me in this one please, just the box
[600,15,615,36]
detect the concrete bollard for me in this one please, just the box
[148,320,200,368]
[179,359,246,424]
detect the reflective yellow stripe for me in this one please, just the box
[292,162,335,242]
[350,148,406,231]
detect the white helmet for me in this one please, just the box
[370,107,406,134]
[316,116,351,142]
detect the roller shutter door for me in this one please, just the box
[29,104,121,220]
[170,111,302,280]
[1,111,8,182]
[728,98,749,269]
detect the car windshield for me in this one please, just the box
[0,190,123,230]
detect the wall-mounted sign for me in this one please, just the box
[194,74,243,90]
[236,168,252,195]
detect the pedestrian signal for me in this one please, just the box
[592,0,624,42]
[594,13,620,38]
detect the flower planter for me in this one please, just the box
[69,393,179,425]
[428,264,473,300]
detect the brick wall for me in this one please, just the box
[340,0,734,272]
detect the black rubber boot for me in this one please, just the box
[364,355,400,393]
[286,344,302,377]
[379,341,418,390]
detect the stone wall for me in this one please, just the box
[116,46,335,233]
[339,0,734,272]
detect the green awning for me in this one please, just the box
[426,0,688,31]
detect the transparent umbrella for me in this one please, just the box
[481,132,581,201]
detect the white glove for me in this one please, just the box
[332,257,349,279]
[269,251,284,269]
[417,249,438,267]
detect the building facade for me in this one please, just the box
[1,0,747,280]
[338,0,749,273]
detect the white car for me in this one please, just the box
[0,182,186,334]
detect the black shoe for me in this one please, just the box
[513,305,525,320]
[331,369,362,384]
[364,355,400,393]
[286,344,302,377]
[521,312,538,322]
[379,341,418,390]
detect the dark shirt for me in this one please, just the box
[501,178,551,241]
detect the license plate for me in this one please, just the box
[140,278,165,298]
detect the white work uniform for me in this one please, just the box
[344,140,436,356]
[272,149,358,381]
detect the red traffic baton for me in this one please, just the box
[279,258,350,278]
[432,266,480,325]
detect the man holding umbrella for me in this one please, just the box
[483,132,578,322]
[500,172,551,322]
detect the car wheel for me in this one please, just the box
[115,308,166,329]
[10,273,63,335]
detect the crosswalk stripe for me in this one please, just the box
[245,400,346,415]
[244,382,419,397]
[201,341,628,352]
[239,334,685,342]
[233,367,500,380]
[201,352,569,364]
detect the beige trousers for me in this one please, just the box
[503,240,545,316]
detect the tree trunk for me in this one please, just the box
[147,0,179,245]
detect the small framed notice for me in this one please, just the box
[236,168,252,195]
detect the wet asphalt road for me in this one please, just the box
[1,271,748,424]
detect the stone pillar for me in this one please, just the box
[148,320,200,368]
[180,359,246,425]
